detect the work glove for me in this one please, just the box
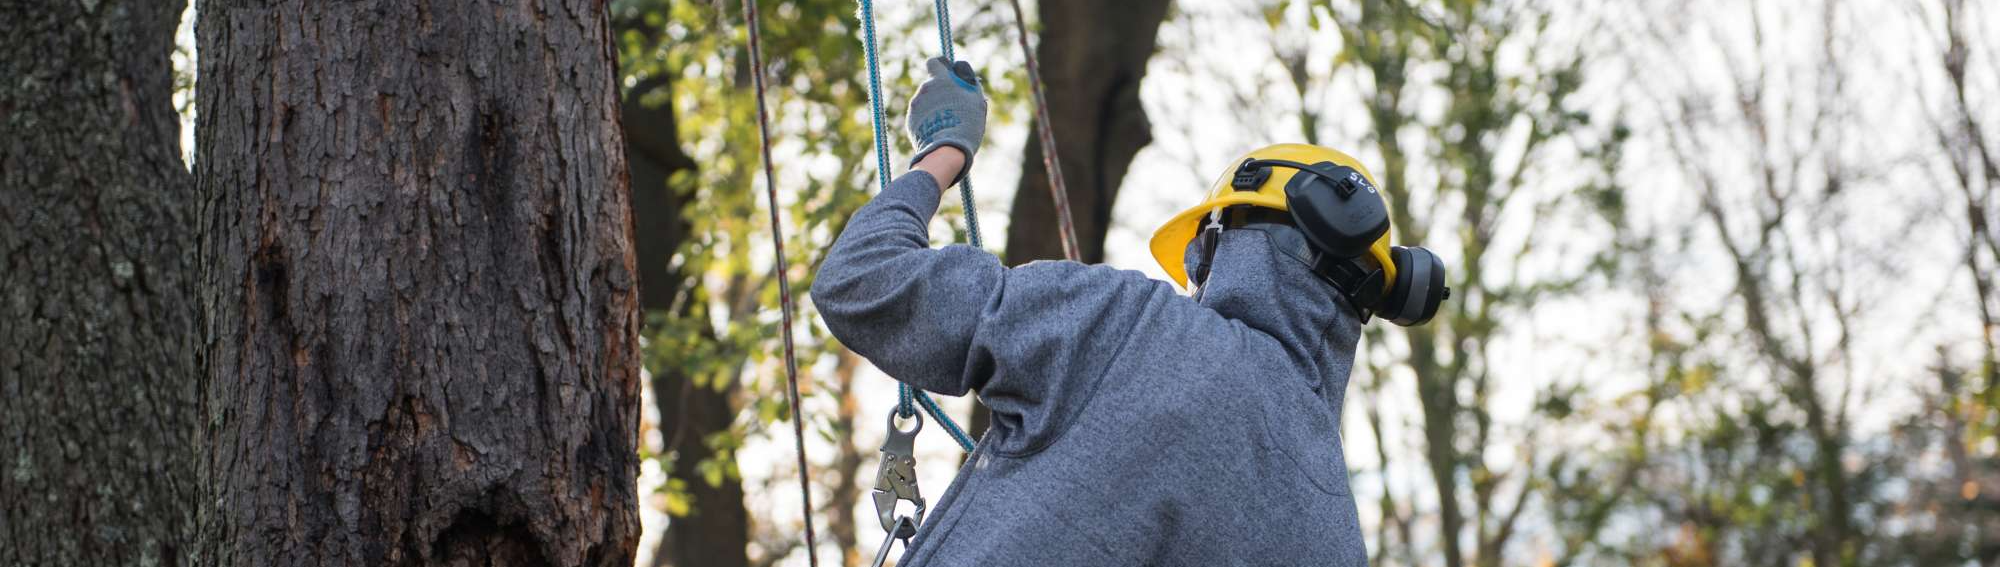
[904,57,986,187]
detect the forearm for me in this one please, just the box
[912,146,965,191]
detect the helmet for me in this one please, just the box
[1149,144,1393,289]
[1148,143,1449,326]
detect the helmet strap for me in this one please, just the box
[1191,206,1225,301]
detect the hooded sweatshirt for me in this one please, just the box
[812,171,1368,566]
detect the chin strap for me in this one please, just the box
[1190,206,1225,302]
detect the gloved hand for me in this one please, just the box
[904,57,986,187]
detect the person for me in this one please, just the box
[812,57,1446,566]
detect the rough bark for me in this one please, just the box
[193,1,641,565]
[0,1,197,564]
[972,0,1172,440]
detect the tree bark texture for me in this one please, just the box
[194,1,641,565]
[973,0,1172,440]
[1,1,197,564]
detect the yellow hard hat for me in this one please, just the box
[1148,143,1397,290]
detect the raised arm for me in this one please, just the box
[810,167,997,395]
[811,166,1192,440]
[811,57,1204,445]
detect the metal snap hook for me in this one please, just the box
[872,407,927,533]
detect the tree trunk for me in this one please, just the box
[617,30,755,566]
[629,77,750,567]
[625,75,697,313]
[193,2,641,565]
[972,0,1172,440]
[1000,0,1173,267]
[0,1,196,564]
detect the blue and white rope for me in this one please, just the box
[857,0,979,453]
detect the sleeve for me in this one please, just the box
[811,171,1195,446]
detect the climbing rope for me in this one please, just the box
[851,0,1079,560]
[741,0,819,564]
[858,0,978,454]
[852,0,1080,455]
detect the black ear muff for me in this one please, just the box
[1277,162,1390,259]
[1379,245,1449,326]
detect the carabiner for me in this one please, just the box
[871,408,926,533]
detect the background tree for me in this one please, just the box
[1879,0,2000,562]
[1606,2,1895,564]
[0,0,196,563]
[1000,0,1175,266]
[1305,1,1602,565]
[193,1,641,565]
[613,2,751,565]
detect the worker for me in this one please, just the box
[812,57,1447,566]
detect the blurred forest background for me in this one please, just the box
[152,0,1995,565]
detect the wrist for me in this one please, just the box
[913,146,967,189]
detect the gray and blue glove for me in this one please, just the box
[904,57,987,187]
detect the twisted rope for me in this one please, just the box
[741,0,819,563]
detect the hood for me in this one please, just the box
[1184,228,1362,386]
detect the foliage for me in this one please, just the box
[1259,0,1612,565]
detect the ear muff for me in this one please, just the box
[1379,245,1450,326]
[1230,159,1389,259]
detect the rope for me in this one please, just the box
[916,387,977,449]
[741,0,819,563]
[857,0,978,454]
[932,0,986,253]
[1005,0,1082,261]
[861,0,893,196]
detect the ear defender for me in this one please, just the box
[1379,245,1450,326]
[1276,162,1390,258]
[1227,158,1449,326]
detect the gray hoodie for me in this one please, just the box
[812,171,1368,566]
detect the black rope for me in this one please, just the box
[740,0,819,564]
